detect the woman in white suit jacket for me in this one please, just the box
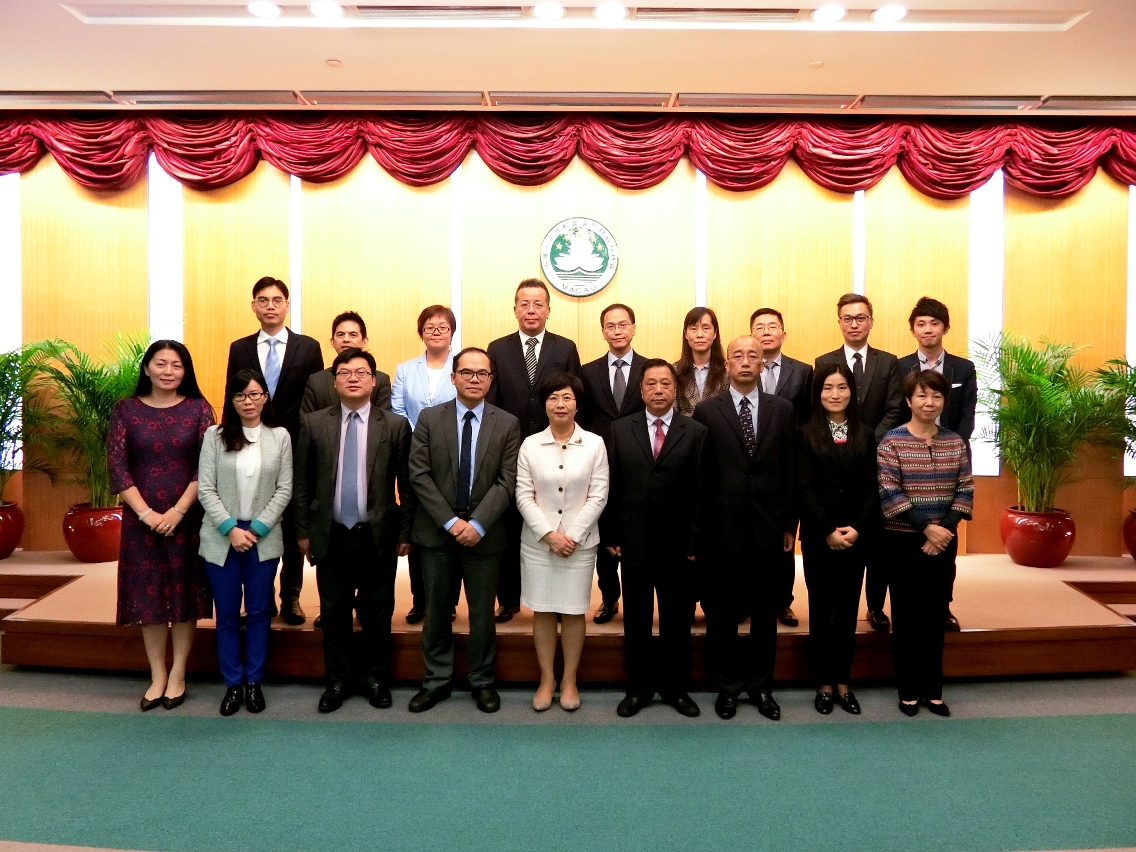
[198,370,293,717]
[516,372,609,712]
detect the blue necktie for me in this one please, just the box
[340,411,360,528]
[264,337,282,399]
[457,410,474,514]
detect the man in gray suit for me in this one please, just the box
[407,347,521,714]
[294,347,414,714]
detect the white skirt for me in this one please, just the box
[519,540,597,615]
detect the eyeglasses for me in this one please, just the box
[255,297,286,307]
[517,301,547,311]
[232,391,266,402]
[751,322,782,333]
[335,369,373,379]
[456,369,492,381]
[603,322,633,333]
[422,325,451,335]
[840,314,872,326]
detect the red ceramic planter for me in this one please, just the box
[999,507,1076,568]
[0,501,24,559]
[1123,510,1136,560]
[62,504,122,563]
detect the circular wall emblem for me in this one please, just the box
[540,217,619,297]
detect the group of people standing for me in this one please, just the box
[107,273,975,721]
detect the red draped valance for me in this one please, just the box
[2,112,1135,200]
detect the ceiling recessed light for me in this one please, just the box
[326,58,342,67]
[810,4,846,24]
[532,1,566,20]
[309,1,345,19]
[593,2,629,21]
[808,60,825,69]
[247,1,282,19]
[870,4,907,23]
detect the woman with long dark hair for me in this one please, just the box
[798,363,880,715]
[197,370,293,716]
[674,307,728,415]
[107,340,214,711]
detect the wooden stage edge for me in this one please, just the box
[2,551,1136,685]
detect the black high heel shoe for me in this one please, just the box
[162,691,186,710]
[920,698,951,717]
[899,700,919,717]
[140,695,163,712]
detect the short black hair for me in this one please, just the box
[903,368,949,400]
[331,347,376,375]
[516,278,551,303]
[837,293,872,316]
[639,358,678,385]
[332,310,367,339]
[600,303,636,326]
[537,371,585,405]
[252,276,289,299]
[452,346,493,374]
[417,305,457,337]
[749,307,785,329]
[908,296,950,331]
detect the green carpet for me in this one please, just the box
[1,707,1134,852]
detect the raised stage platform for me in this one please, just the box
[2,550,1135,683]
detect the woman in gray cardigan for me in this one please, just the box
[198,370,293,716]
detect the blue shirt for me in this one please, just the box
[443,399,486,537]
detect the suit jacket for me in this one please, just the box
[600,410,710,563]
[675,364,729,417]
[391,352,457,429]
[814,346,904,441]
[896,352,978,442]
[301,367,392,417]
[769,354,813,427]
[486,331,582,438]
[796,423,880,544]
[515,426,609,551]
[408,400,521,554]
[579,351,648,441]
[226,330,324,441]
[693,389,798,555]
[293,404,415,561]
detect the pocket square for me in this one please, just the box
[951,382,962,388]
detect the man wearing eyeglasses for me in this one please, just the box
[815,293,904,633]
[486,278,582,622]
[294,348,415,713]
[226,276,325,626]
[301,310,392,415]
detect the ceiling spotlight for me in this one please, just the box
[309,1,345,19]
[593,2,629,21]
[810,4,846,23]
[870,4,907,23]
[247,1,282,18]
[532,1,566,19]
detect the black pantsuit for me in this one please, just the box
[887,530,956,702]
[801,540,865,685]
[622,556,694,697]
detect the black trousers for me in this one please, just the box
[887,530,956,702]
[773,546,796,610]
[622,555,693,699]
[278,504,305,603]
[868,533,959,610]
[495,506,523,610]
[802,538,866,686]
[315,523,397,686]
[595,546,622,606]
[409,546,461,612]
[704,549,778,697]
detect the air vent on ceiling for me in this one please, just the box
[857,95,1039,111]
[1038,96,1136,112]
[634,7,799,22]
[113,90,301,106]
[303,90,485,106]
[677,93,856,109]
[490,92,670,107]
[357,5,523,18]
[0,91,116,106]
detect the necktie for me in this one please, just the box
[264,337,282,399]
[612,359,627,409]
[763,360,778,394]
[525,337,538,386]
[738,396,757,456]
[852,351,864,398]
[340,411,360,528]
[457,410,474,514]
[652,418,666,459]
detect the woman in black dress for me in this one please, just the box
[797,363,880,715]
[107,340,214,711]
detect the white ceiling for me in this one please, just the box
[2,1,1135,111]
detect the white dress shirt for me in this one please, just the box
[918,349,946,374]
[729,385,761,437]
[333,402,370,525]
[843,342,870,372]
[646,407,674,444]
[256,327,290,376]
[443,400,486,537]
[234,424,263,520]
[518,329,547,365]
[608,349,635,393]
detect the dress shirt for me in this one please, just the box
[333,402,370,526]
[426,366,445,395]
[443,399,486,537]
[693,363,709,395]
[518,329,547,365]
[728,385,761,437]
[918,350,946,374]
[646,407,674,444]
[843,342,870,373]
[762,352,782,394]
[608,349,635,393]
[234,424,263,520]
[256,327,290,376]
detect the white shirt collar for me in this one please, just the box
[694,363,709,372]
[647,407,674,428]
[519,329,546,346]
[341,401,371,423]
[919,349,946,368]
[608,349,634,367]
[538,423,584,445]
[258,327,289,345]
[241,424,261,442]
[456,399,485,421]
[729,385,761,408]
[843,342,870,360]
[763,352,782,367]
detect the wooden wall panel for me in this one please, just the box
[301,158,451,378]
[865,167,970,358]
[182,162,290,414]
[706,159,854,365]
[20,155,149,550]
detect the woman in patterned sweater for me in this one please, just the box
[877,369,974,718]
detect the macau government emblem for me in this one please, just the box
[540,218,619,297]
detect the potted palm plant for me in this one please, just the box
[976,334,1119,568]
[1096,358,1136,558]
[33,334,149,562]
[0,344,51,559]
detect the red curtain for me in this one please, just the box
[2,111,1135,199]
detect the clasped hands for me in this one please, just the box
[921,523,954,555]
[449,518,482,547]
[825,527,860,551]
[544,531,577,558]
[144,508,184,538]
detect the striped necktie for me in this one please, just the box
[525,337,538,386]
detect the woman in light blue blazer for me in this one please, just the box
[392,305,458,622]
[198,369,293,717]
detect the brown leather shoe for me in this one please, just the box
[777,606,798,627]
[280,598,306,626]
[494,605,520,623]
[867,609,891,632]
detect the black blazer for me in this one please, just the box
[770,354,813,427]
[293,404,415,561]
[579,351,648,441]
[226,330,325,441]
[796,423,880,544]
[896,352,978,442]
[486,331,582,438]
[301,367,392,416]
[601,410,710,563]
[692,389,798,555]
[814,346,904,441]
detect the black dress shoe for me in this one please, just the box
[714,692,737,720]
[837,690,861,715]
[313,614,322,629]
[868,610,891,632]
[280,598,306,626]
[899,700,919,717]
[617,693,650,718]
[363,678,392,709]
[921,698,951,717]
[777,606,799,627]
[220,686,243,716]
[944,609,961,632]
[245,683,265,713]
[494,605,520,623]
[140,694,163,712]
[318,682,348,713]
[162,691,186,710]
[451,608,457,622]
[593,600,618,624]
[664,693,700,718]
[408,686,452,713]
[814,690,834,714]
[405,606,425,624]
[754,691,781,721]
[473,686,500,713]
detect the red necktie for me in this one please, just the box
[652,418,666,459]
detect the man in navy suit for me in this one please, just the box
[898,296,978,632]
